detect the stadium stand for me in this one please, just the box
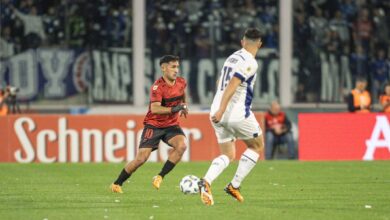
[0,0,389,105]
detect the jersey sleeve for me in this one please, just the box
[150,84,163,103]
[233,60,256,82]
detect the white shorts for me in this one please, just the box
[211,113,262,143]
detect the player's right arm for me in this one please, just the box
[212,59,254,123]
[212,76,242,123]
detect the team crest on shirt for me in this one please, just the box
[247,67,251,73]
[153,85,158,90]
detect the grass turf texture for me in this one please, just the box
[0,161,389,220]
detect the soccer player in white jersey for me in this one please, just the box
[198,28,264,206]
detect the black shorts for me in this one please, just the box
[139,124,185,151]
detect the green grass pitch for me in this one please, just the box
[0,161,389,220]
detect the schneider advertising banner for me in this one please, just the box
[0,113,264,163]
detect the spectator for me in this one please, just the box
[325,27,342,54]
[379,83,390,112]
[11,5,46,49]
[308,8,328,49]
[106,8,128,47]
[340,0,358,22]
[294,13,311,54]
[347,77,371,113]
[353,8,373,53]
[264,101,296,160]
[350,44,369,84]
[45,6,65,46]
[67,5,86,48]
[264,23,279,49]
[194,26,211,58]
[373,7,389,48]
[0,26,15,59]
[329,10,350,43]
[371,49,390,102]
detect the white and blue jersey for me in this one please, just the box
[210,48,258,123]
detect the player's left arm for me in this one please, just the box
[211,76,241,123]
[150,82,186,115]
[151,102,186,115]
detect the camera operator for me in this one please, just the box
[0,88,9,116]
[6,86,21,114]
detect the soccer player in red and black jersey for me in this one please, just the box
[111,55,188,193]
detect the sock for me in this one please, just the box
[158,160,176,178]
[231,149,259,188]
[114,168,132,186]
[204,155,230,185]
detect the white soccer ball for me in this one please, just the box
[179,175,200,195]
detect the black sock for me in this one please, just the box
[114,169,132,186]
[158,160,176,178]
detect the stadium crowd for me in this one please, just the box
[149,0,390,103]
[1,0,390,104]
[145,0,278,58]
[293,0,390,103]
[0,0,131,56]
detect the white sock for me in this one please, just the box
[231,149,259,188]
[204,155,230,185]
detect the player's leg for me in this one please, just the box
[225,114,263,202]
[204,140,235,185]
[111,126,160,193]
[166,134,187,164]
[111,148,152,193]
[199,122,235,206]
[225,135,263,202]
[232,135,263,188]
[152,127,187,189]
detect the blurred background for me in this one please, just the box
[1,0,389,111]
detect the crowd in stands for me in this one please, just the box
[293,0,390,103]
[147,0,390,104]
[1,0,279,58]
[1,0,389,104]
[145,0,278,58]
[0,0,131,58]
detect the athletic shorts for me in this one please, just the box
[211,113,262,143]
[139,124,185,151]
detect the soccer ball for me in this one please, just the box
[179,175,200,195]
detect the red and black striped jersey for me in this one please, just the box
[143,77,186,127]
